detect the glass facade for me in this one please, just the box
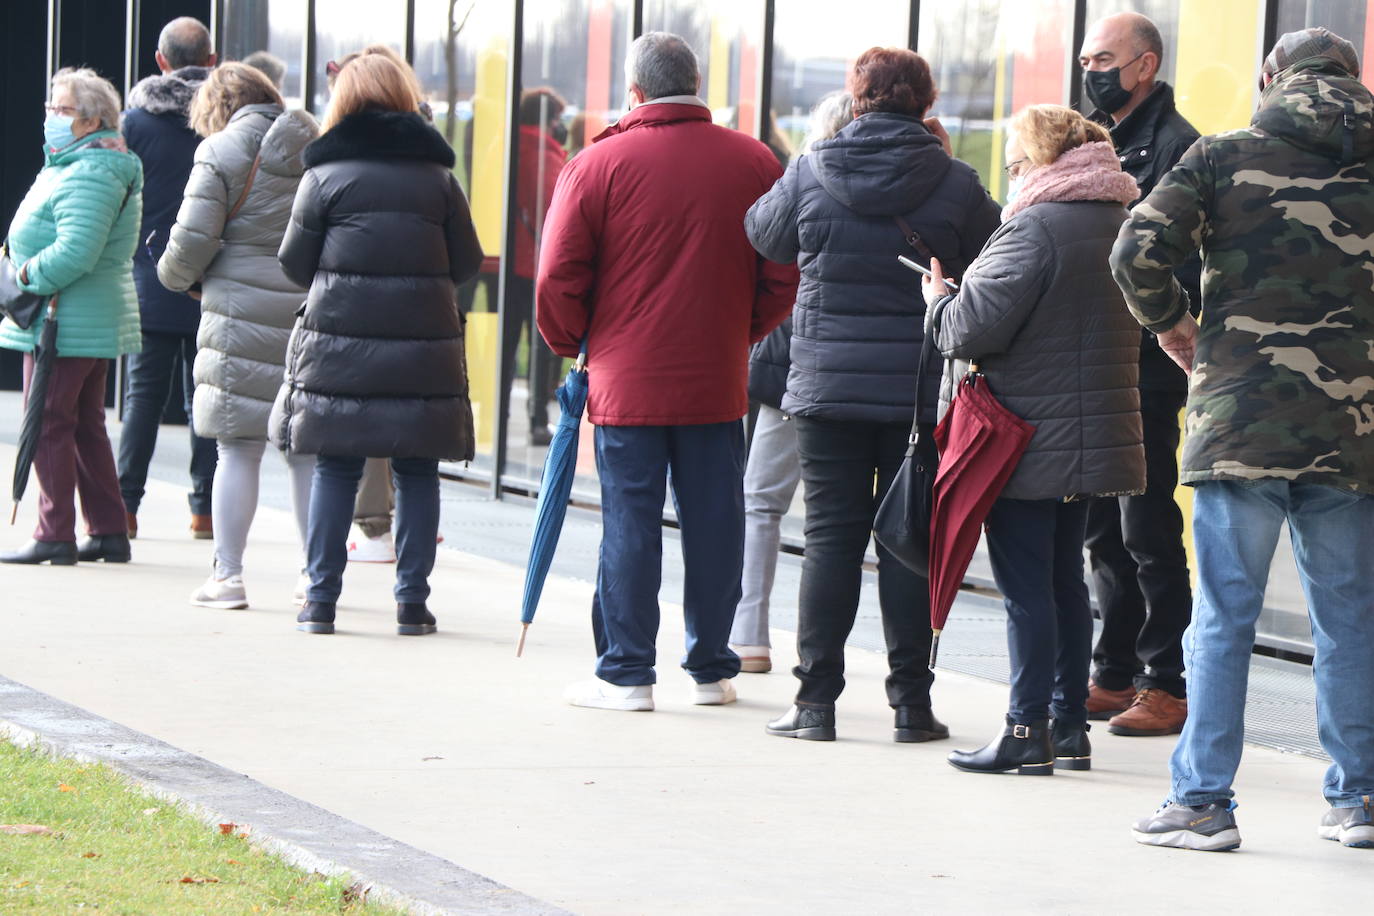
[311,0,408,113]
[220,0,308,108]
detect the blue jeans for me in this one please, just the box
[117,331,216,515]
[591,422,745,686]
[1171,480,1374,808]
[306,455,440,604]
[984,497,1093,726]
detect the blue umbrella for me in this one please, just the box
[517,348,588,656]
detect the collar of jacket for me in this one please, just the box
[592,98,711,143]
[126,65,212,117]
[1090,81,1176,155]
[303,109,456,169]
[229,102,284,127]
[45,129,127,166]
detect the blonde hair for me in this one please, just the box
[189,62,284,137]
[322,54,420,131]
[327,45,424,101]
[1010,104,1111,167]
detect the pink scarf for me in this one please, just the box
[1002,141,1139,220]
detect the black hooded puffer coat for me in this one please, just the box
[745,113,1001,425]
[270,110,484,460]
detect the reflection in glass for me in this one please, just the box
[221,0,307,108]
[642,0,764,135]
[312,0,407,113]
[1275,0,1372,91]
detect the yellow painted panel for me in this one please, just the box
[1174,0,1263,135]
[471,35,509,257]
[466,311,499,451]
[990,36,1009,201]
[707,16,730,112]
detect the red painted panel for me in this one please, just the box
[1011,1,1070,112]
[739,36,759,136]
[584,0,614,139]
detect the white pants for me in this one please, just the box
[211,437,313,579]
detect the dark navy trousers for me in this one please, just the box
[591,422,745,686]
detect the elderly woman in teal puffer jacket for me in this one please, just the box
[0,68,142,567]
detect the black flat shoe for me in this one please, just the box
[296,600,336,634]
[948,716,1054,775]
[397,602,436,636]
[766,704,837,741]
[894,705,950,743]
[1052,720,1092,771]
[0,540,77,565]
[76,533,131,563]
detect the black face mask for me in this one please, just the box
[550,121,569,146]
[1083,51,1144,114]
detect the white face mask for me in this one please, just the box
[1006,174,1026,205]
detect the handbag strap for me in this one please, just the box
[226,154,263,223]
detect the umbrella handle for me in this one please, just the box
[516,622,529,657]
[9,502,16,526]
[929,628,943,669]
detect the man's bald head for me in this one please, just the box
[157,17,213,71]
[1081,12,1163,76]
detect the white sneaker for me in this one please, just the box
[691,678,738,706]
[347,529,396,564]
[191,575,248,610]
[730,644,772,674]
[292,572,310,608]
[563,679,654,711]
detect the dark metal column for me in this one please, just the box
[303,0,318,114]
[491,0,525,499]
[1068,0,1087,109]
[404,0,416,64]
[907,0,919,51]
[632,0,643,38]
[1261,0,1280,59]
[757,0,774,141]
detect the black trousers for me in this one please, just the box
[1084,388,1192,697]
[792,416,934,709]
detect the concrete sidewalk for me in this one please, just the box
[0,440,1364,914]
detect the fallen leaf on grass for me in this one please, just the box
[217,823,236,835]
[81,852,101,859]
[179,875,220,884]
[57,784,76,793]
[226,859,242,866]
[237,832,249,839]
[0,825,53,835]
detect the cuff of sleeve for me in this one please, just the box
[1142,286,1191,335]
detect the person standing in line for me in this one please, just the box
[273,54,483,636]
[1117,28,1374,853]
[928,105,1144,775]
[117,16,218,542]
[156,63,319,609]
[242,51,286,90]
[730,89,855,676]
[538,32,798,711]
[748,48,999,742]
[1078,11,1200,737]
[0,69,142,566]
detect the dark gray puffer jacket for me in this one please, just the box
[932,200,1144,500]
[270,110,483,460]
[746,113,1001,424]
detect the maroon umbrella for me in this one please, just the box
[927,366,1035,666]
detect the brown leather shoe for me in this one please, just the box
[190,514,214,540]
[125,511,138,540]
[1086,681,1136,720]
[1107,688,1187,736]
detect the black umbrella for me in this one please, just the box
[10,300,57,525]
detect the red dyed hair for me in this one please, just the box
[848,47,937,118]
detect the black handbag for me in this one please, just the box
[874,328,940,577]
[0,240,48,331]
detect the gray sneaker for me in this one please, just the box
[1319,799,1374,848]
[1132,801,1241,852]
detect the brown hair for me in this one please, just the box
[322,54,420,131]
[189,62,283,137]
[326,44,424,102]
[848,47,937,118]
[1011,104,1111,166]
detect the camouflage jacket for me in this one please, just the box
[1112,58,1374,495]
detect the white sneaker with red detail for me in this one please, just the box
[347,529,396,563]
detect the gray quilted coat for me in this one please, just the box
[931,200,1145,501]
[157,103,319,440]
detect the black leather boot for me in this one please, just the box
[397,602,437,636]
[0,540,77,565]
[77,533,131,563]
[1052,720,1092,771]
[766,704,837,741]
[947,716,1054,775]
[296,601,336,634]
[894,705,950,743]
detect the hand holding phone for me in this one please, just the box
[898,255,958,292]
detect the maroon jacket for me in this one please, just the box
[536,102,799,426]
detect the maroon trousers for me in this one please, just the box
[23,355,127,542]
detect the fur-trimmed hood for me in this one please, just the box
[303,110,456,169]
[126,66,212,117]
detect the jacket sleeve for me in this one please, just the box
[277,168,327,290]
[956,178,1003,273]
[21,164,129,295]
[934,216,1054,360]
[535,160,602,359]
[744,160,802,264]
[156,149,228,292]
[1111,138,1213,333]
[444,174,483,285]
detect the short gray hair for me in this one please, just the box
[159,16,213,70]
[51,68,122,131]
[801,91,854,153]
[243,50,286,88]
[625,32,699,101]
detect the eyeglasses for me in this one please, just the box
[1004,157,1029,178]
[44,104,79,116]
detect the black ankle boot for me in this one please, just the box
[894,706,950,743]
[296,601,336,634]
[77,533,131,563]
[766,704,837,741]
[1051,720,1092,771]
[0,540,77,565]
[947,716,1054,775]
[396,602,436,636]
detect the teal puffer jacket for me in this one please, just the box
[0,131,143,358]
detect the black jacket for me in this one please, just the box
[269,111,484,460]
[122,66,210,336]
[746,113,1001,425]
[1092,82,1201,393]
[747,317,791,409]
